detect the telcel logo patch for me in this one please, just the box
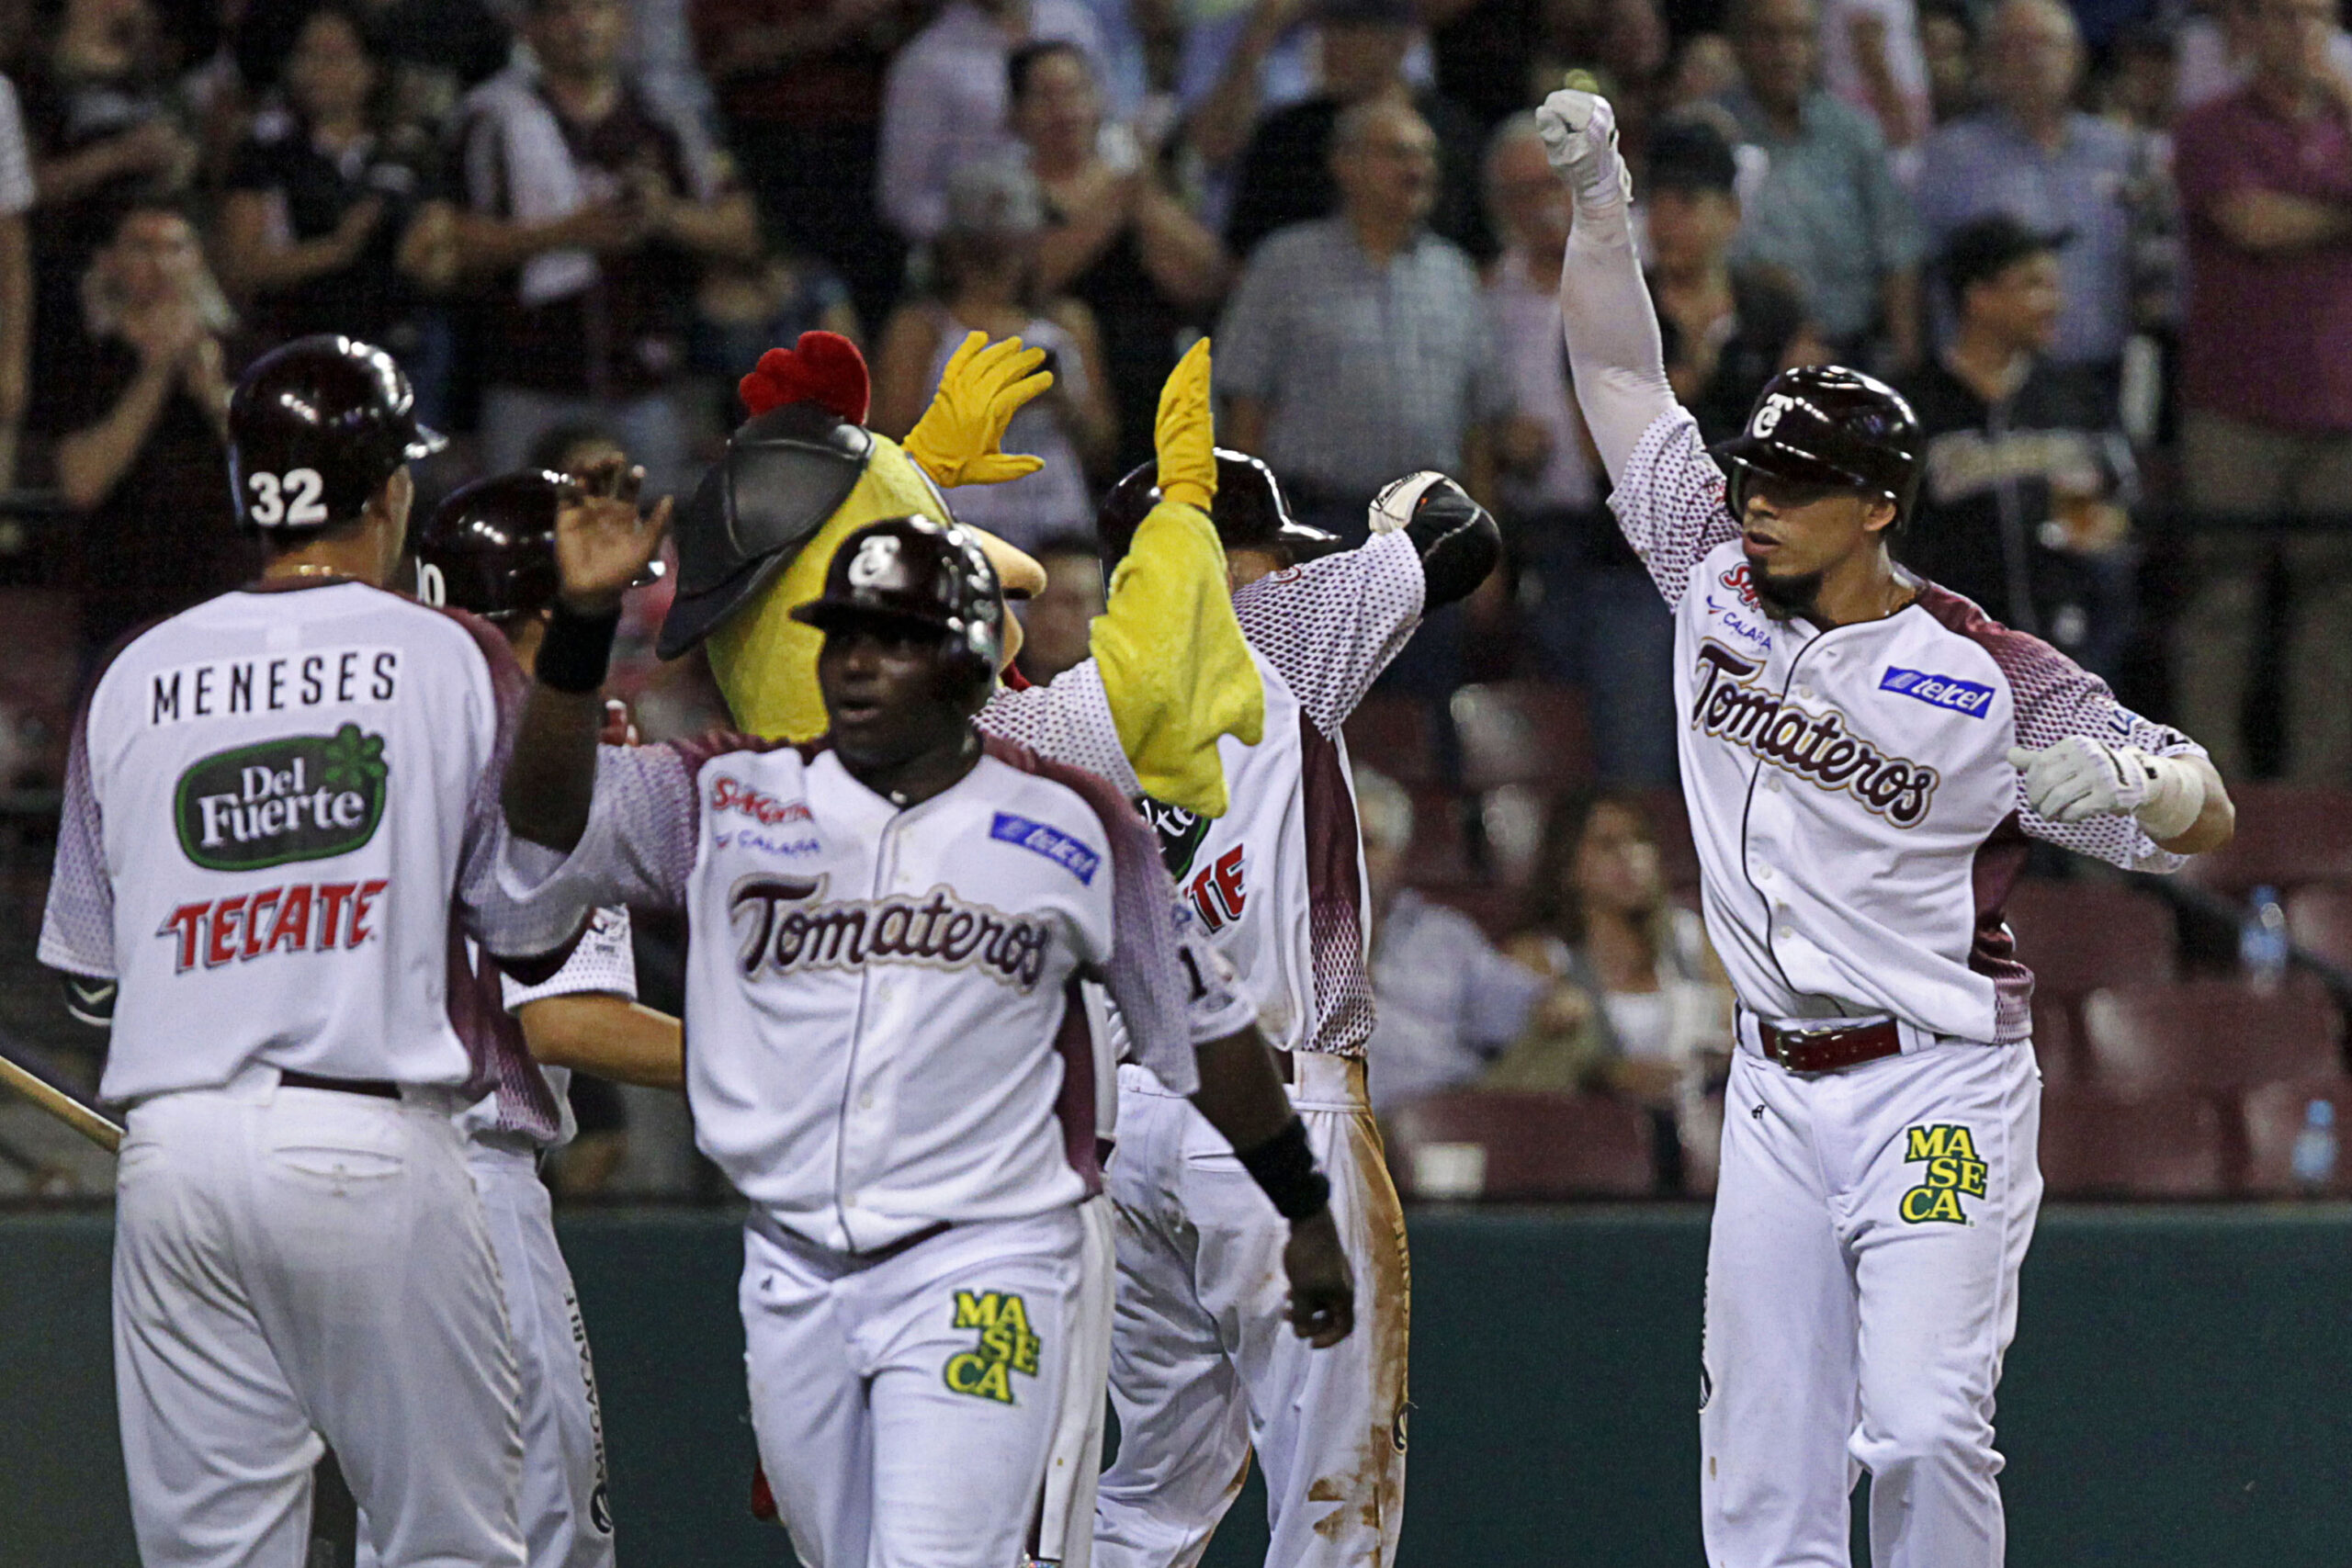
[1880,666,1994,718]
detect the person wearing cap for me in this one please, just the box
[1647,115,1833,446]
[1895,215,2139,679]
[1223,0,1488,260]
[871,154,1115,555]
[1915,0,2170,385]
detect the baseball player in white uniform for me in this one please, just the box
[1539,90,2236,1566]
[982,451,1501,1568]
[484,511,1356,1568]
[38,336,550,1568]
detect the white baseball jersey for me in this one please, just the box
[40,581,540,1100]
[451,906,639,1150]
[1613,411,2204,1043]
[981,529,1426,1058]
[482,733,1251,1251]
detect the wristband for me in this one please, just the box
[538,602,621,694]
[1235,1116,1330,1222]
[2133,752,2204,841]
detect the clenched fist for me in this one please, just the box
[1534,87,1632,214]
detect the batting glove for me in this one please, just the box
[2007,737,2202,839]
[1534,87,1633,217]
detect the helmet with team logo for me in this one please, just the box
[412,469,667,621]
[1096,448,1341,569]
[790,515,1004,687]
[227,334,446,532]
[1713,365,1924,529]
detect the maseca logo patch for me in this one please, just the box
[175,725,387,871]
[1900,1123,1988,1224]
[943,1291,1042,1404]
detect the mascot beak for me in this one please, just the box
[961,526,1046,672]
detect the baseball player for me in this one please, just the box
[982,451,1500,1568]
[391,468,691,1568]
[484,510,1356,1568]
[1539,90,2234,1566]
[36,334,571,1568]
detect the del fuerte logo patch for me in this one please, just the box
[175,725,388,871]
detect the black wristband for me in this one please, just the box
[537,602,621,694]
[1236,1116,1330,1222]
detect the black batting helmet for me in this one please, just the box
[1713,365,1924,528]
[414,469,669,621]
[1097,449,1341,570]
[790,515,1004,685]
[227,334,445,532]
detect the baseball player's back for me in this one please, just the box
[1543,90,2234,1567]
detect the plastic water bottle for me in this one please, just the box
[2292,1100,2337,1194]
[2242,885,2290,997]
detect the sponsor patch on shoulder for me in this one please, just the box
[990,812,1101,885]
[1879,666,1995,718]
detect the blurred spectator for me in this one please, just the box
[1647,116,1830,445]
[1012,39,1227,476]
[1182,0,1320,180]
[21,0,198,337]
[1719,0,1925,367]
[0,70,31,488]
[1916,0,2172,385]
[1663,32,1744,116]
[2170,0,2352,784]
[871,156,1113,552]
[2177,0,2352,113]
[1494,788,1732,1168]
[1818,0,1929,153]
[1217,98,1504,534]
[1354,763,1563,1115]
[1223,0,1488,260]
[2101,19,2179,132]
[1917,0,1979,126]
[455,0,759,500]
[233,0,514,134]
[1484,112,1676,787]
[691,0,922,329]
[875,0,1109,246]
[1012,529,1106,684]
[690,245,860,387]
[216,4,458,358]
[25,197,244,653]
[1897,217,2138,677]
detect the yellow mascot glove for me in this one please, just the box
[1091,338,1265,818]
[902,331,1054,489]
[1154,336,1216,510]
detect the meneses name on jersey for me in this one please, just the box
[175,723,389,871]
[149,646,401,727]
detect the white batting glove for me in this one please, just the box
[1535,88,1633,216]
[2007,738,2201,838]
[1368,470,1447,535]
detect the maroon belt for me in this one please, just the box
[280,1070,401,1100]
[1757,1019,1903,1074]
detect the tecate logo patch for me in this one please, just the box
[1880,667,1995,718]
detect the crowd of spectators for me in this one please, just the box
[1,0,2350,1066]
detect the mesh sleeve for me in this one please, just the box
[1232,531,1427,738]
[1611,410,1741,607]
[501,905,637,1010]
[1976,614,2200,874]
[482,740,704,959]
[38,701,114,979]
[978,664,1142,797]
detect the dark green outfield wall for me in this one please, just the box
[6,1205,2350,1566]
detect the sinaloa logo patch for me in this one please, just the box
[175,724,389,871]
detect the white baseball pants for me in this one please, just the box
[358,1142,616,1568]
[741,1207,1084,1568]
[1093,1055,1409,1568]
[1701,1038,2042,1568]
[112,1075,525,1568]
[1035,1192,1117,1568]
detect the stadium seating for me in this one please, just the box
[2179,784,2352,895]
[1344,693,1440,786]
[2080,979,2342,1093]
[2030,997,2081,1086]
[2239,1077,2352,1197]
[1449,682,1592,793]
[2287,884,2352,972]
[2036,1086,2231,1199]
[1386,1091,1656,1200]
[2003,879,2179,999]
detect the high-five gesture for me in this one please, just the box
[554,455,672,615]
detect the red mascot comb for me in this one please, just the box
[739,331,871,425]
